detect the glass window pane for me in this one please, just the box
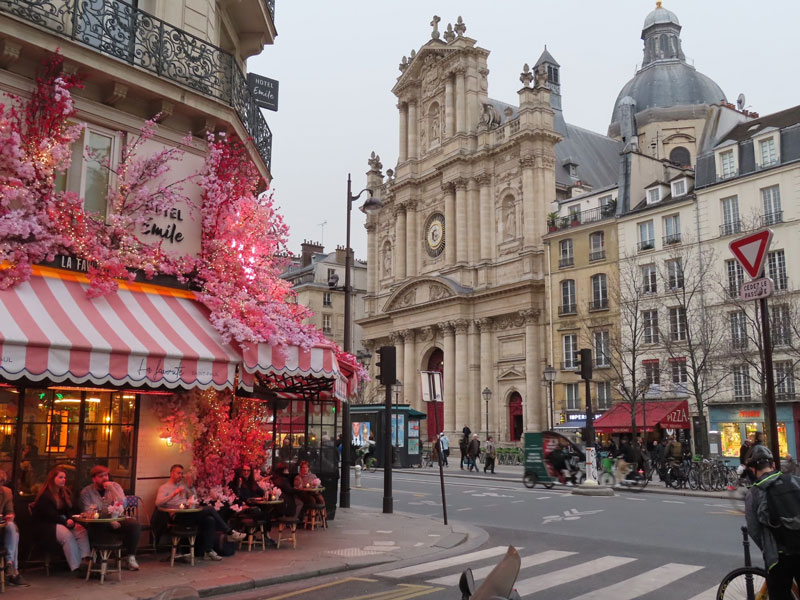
[720,423,741,457]
[84,131,112,218]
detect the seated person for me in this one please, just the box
[0,470,27,586]
[153,464,245,561]
[79,465,141,571]
[293,460,324,505]
[228,465,264,504]
[31,467,90,574]
[271,462,303,519]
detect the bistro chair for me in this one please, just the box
[302,503,327,531]
[275,516,298,549]
[168,523,198,567]
[0,547,6,592]
[85,533,123,584]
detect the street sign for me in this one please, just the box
[739,277,774,301]
[729,229,773,279]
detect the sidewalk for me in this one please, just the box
[16,508,481,600]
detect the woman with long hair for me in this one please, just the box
[229,464,263,504]
[32,467,90,573]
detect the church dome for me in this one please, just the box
[643,4,679,29]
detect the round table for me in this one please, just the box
[74,516,125,524]
[246,498,284,506]
[296,487,324,493]
[158,507,203,515]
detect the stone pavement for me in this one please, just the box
[14,507,482,600]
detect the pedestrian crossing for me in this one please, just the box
[375,545,721,599]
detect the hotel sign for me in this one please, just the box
[247,73,279,112]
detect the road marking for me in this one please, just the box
[687,585,720,600]
[511,500,525,503]
[263,577,377,599]
[662,500,685,504]
[457,507,472,511]
[542,508,605,524]
[378,546,511,578]
[485,503,498,507]
[536,496,551,499]
[625,497,646,501]
[426,550,577,586]
[514,556,636,596]
[567,562,703,599]
[348,584,443,600]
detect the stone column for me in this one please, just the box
[408,100,418,160]
[520,154,536,248]
[454,319,469,431]
[522,309,542,433]
[394,204,407,279]
[455,68,466,134]
[478,318,494,437]
[476,174,493,261]
[466,54,479,134]
[444,76,454,138]
[405,200,417,278]
[467,178,480,265]
[402,329,417,410]
[398,102,408,163]
[366,222,377,298]
[441,322,456,433]
[455,178,468,264]
[468,320,480,433]
[442,182,456,267]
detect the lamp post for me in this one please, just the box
[482,387,492,439]
[339,174,382,510]
[393,379,403,448]
[543,365,557,431]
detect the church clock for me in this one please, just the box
[424,213,445,258]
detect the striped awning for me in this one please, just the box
[0,268,241,390]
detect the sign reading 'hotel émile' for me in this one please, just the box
[247,73,279,112]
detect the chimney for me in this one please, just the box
[300,240,323,267]
[335,245,352,265]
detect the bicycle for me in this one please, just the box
[717,525,799,599]
[354,448,378,473]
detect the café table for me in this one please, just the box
[243,498,284,550]
[74,515,125,584]
[158,507,202,566]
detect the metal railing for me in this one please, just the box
[589,249,606,262]
[761,211,783,226]
[589,298,609,311]
[558,303,577,316]
[663,233,682,245]
[558,256,574,269]
[637,240,655,252]
[0,0,272,170]
[548,205,615,232]
[719,221,742,237]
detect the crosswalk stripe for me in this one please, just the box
[567,563,703,600]
[378,546,511,579]
[514,556,636,596]
[426,550,577,586]
[687,585,720,600]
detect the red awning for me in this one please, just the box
[0,268,241,390]
[593,400,691,433]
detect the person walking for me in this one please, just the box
[439,432,450,467]
[459,435,468,470]
[483,436,497,474]
[467,434,481,473]
[462,424,472,439]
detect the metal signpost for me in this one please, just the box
[421,370,448,524]
[729,229,780,468]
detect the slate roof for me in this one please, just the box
[718,105,800,144]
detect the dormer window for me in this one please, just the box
[758,136,778,168]
[671,179,687,198]
[647,187,661,204]
[719,149,737,179]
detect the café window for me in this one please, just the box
[720,421,789,458]
[273,398,339,477]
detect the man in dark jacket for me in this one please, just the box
[466,434,481,472]
[745,445,800,599]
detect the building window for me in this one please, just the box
[641,264,657,294]
[56,126,117,219]
[596,381,612,410]
[669,307,687,341]
[671,358,688,390]
[768,250,788,290]
[638,221,655,251]
[323,292,332,307]
[720,149,736,179]
[643,360,660,387]
[720,196,740,236]
[322,314,332,334]
[559,239,574,268]
[647,187,661,204]
[562,335,578,370]
[730,310,748,350]
[643,310,660,344]
[589,231,605,261]
[565,383,580,411]
[726,260,745,297]
[772,304,792,347]
[663,214,681,245]
[759,137,777,167]
[327,268,336,282]
[761,185,782,225]
[667,258,684,290]
[775,361,796,400]
[560,280,577,315]
[669,146,691,167]
[593,330,610,367]
[590,274,608,310]
[671,179,686,197]
[733,365,751,400]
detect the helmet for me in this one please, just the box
[746,444,773,467]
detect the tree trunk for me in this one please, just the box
[693,414,710,457]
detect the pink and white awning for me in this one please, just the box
[0,269,240,390]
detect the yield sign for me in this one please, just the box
[729,229,773,279]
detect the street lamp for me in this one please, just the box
[482,387,492,439]
[543,365,557,431]
[339,174,382,510]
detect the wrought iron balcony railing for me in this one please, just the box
[589,249,606,262]
[0,0,272,171]
[761,211,783,226]
[558,256,574,269]
[663,233,682,245]
[558,303,577,316]
[589,298,609,311]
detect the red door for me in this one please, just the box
[509,393,523,441]
[426,348,444,441]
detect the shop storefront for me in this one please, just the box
[593,400,691,444]
[709,404,795,463]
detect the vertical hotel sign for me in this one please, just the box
[247,73,279,112]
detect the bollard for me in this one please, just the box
[354,464,362,488]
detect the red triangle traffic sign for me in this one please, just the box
[729,229,773,279]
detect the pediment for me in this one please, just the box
[498,368,524,381]
[393,43,456,92]
[383,276,465,312]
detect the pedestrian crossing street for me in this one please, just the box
[376,545,720,599]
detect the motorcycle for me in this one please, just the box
[459,546,521,600]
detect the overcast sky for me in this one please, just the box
[249,1,800,261]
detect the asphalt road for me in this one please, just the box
[225,472,751,599]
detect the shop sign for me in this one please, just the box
[739,410,761,418]
[247,73,279,111]
[662,403,690,428]
[567,413,602,421]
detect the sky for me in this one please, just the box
[249,1,800,262]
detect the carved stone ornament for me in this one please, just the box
[399,288,416,308]
[390,331,403,345]
[401,329,415,342]
[399,56,409,72]
[520,63,533,88]
[429,283,452,302]
[454,16,466,37]
[479,103,501,129]
[519,155,536,169]
[453,319,470,334]
[430,15,441,40]
[438,322,454,336]
[417,326,433,342]
[477,317,494,332]
[368,151,383,173]
[444,23,455,43]
[519,309,541,324]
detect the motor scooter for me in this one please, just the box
[458,546,521,600]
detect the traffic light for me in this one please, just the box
[576,348,593,381]
[376,345,396,386]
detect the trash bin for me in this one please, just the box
[319,472,339,520]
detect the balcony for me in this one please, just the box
[558,303,577,316]
[558,256,574,269]
[593,359,611,369]
[761,211,783,226]
[589,298,609,311]
[720,222,742,237]
[589,249,606,262]
[776,391,797,401]
[0,0,272,171]
[547,203,616,232]
[663,233,682,246]
[637,240,655,252]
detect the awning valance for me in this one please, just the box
[593,400,691,433]
[0,268,240,390]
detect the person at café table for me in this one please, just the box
[78,465,142,571]
[228,465,264,504]
[153,464,246,561]
[31,467,91,575]
[293,460,324,505]
[0,470,28,586]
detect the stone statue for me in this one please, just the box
[479,103,501,129]
[444,23,455,43]
[383,245,392,276]
[430,15,441,40]
[520,63,533,88]
[504,205,516,240]
[431,113,440,143]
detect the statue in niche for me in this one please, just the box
[431,113,440,144]
[504,205,516,240]
[383,245,392,277]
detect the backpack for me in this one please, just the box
[764,472,800,555]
